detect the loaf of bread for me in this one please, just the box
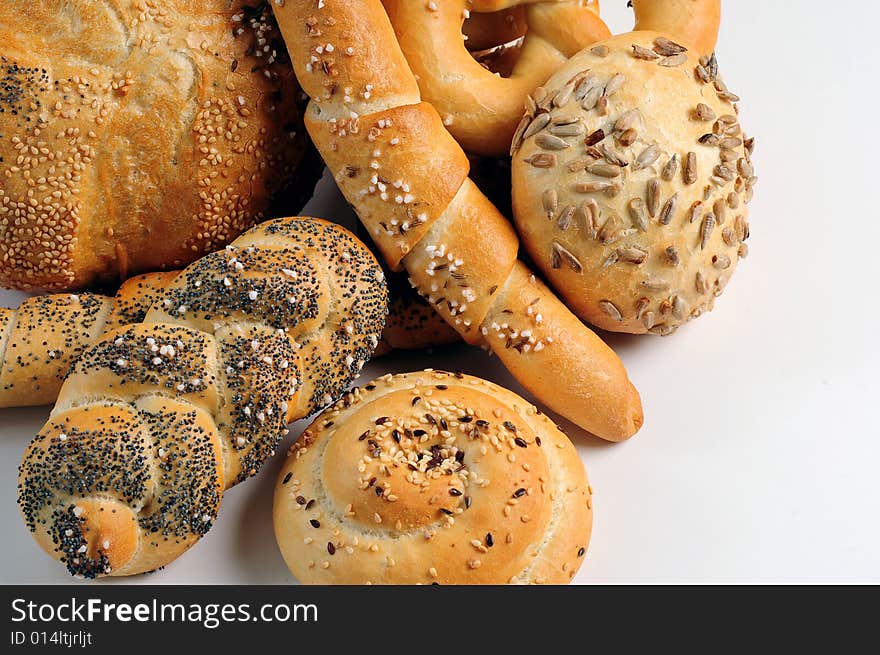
[511,28,754,335]
[272,0,643,442]
[17,217,388,578]
[274,370,592,584]
[0,1,316,292]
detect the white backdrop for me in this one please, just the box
[1,0,878,584]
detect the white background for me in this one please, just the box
[1,1,878,584]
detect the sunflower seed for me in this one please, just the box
[523,112,551,140]
[617,245,648,265]
[543,189,558,218]
[659,193,678,225]
[525,94,538,116]
[591,45,610,57]
[661,155,679,181]
[536,133,570,151]
[551,241,582,273]
[687,201,703,224]
[604,74,625,97]
[699,133,721,146]
[635,145,661,170]
[557,205,575,231]
[672,295,687,320]
[532,86,548,106]
[588,163,622,178]
[524,153,557,168]
[567,158,591,172]
[553,82,576,108]
[650,324,677,336]
[720,137,742,149]
[617,128,638,147]
[600,300,623,322]
[551,122,585,137]
[714,164,735,181]
[695,271,708,294]
[576,181,614,193]
[694,103,716,121]
[724,123,742,137]
[632,44,660,60]
[628,198,649,231]
[659,54,688,67]
[574,74,601,100]
[581,86,603,111]
[642,277,670,291]
[722,227,737,246]
[598,143,628,167]
[642,311,656,330]
[703,53,719,79]
[695,64,711,84]
[510,115,531,155]
[713,198,727,225]
[712,254,731,269]
[700,213,716,249]
[654,37,688,56]
[665,245,680,266]
[738,243,749,259]
[580,199,600,237]
[536,86,555,110]
[737,158,754,178]
[734,215,747,241]
[719,148,739,163]
[596,95,609,115]
[615,109,641,133]
[727,192,741,209]
[684,152,698,184]
[744,136,755,155]
[647,178,661,217]
[584,128,606,146]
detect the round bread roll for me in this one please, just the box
[0,0,315,292]
[511,31,755,335]
[274,370,593,585]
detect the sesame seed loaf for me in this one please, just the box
[274,370,592,585]
[17,217,389,578]
[383,0,610,156]
[511,27,754,335]
[0,0,315,292]
[273,0,643,442]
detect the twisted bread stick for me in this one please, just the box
[17,217,388,577]
[272,0,643,441]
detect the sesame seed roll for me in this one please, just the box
[274,370,592,585]
[272,0,643,442]
[0,1,315,292]
[17,217,388,578]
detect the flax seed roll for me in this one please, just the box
[274,370,592,585]
[0,1,315,292]
[511,30,754,335]
[272,0,643,442]
[17,217,388,578]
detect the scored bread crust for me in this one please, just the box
[17,217,388,578]
[274,370,592,585]
[0,0,312,292]
[272,0,643,442]
[511,30,754,335]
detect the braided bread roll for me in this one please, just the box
[272,0,643,442]
[17,217,388,578]
[274,370,592,584]
[0,272,176,408]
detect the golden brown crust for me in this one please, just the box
[17,217,389,578]
[274,0,643,442]
[512,31,753,335]
[383,0,610,156]
[0,1,312,292]
[274,370,592,584]
[632,0,721,54]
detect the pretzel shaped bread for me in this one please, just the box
[271,0,643,442]
[383,0,611,156]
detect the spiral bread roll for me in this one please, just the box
[0,0,315,292]
[511,28,754,335]
[272,0,643,442]
[274,370,592,584]
[17,217,388,578]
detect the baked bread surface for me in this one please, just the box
[274,370,593,585]
[0,0,312,291]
